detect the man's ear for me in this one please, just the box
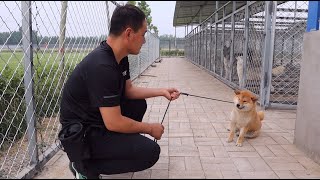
[234,89,241,95]
[125,28,132,39]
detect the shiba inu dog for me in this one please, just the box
[227,89,264,147]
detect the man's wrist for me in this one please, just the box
[160,88,166,97]
[146,123,152,135]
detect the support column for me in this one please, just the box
[306,1,320,32]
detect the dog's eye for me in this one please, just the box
[243,101,246,103]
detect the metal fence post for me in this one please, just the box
[160,37,161,59]
[59,1,68,86]
[241,1,250,89]
[260,1,276,108]
[290,1,297,62]
[21,1,38,165]
[214,1,219,74]
[229,1,236,81]
[106,1,111,32]
[193,30,195,63]
[209,16,213,71]
[221,6,225,77]
[191,30,194,62]
[204,23,207,68]
[197,27,199,64]
[169,38,171,58]
[175,26,177,51]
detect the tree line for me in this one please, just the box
[0,29,184,46]
[159,34,184,41]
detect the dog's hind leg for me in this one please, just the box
[257,111,264,121]
[244,130,260,138]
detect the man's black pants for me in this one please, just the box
[75,99,160,178]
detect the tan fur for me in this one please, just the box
[227,89,264,147]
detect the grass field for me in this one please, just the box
[0,51,88,73]
[160,49,184,56]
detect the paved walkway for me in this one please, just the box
[34,58,320,179]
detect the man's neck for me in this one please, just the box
[106,36,128,64]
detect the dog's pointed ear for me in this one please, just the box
[251,95,258,102]
[234,89,241,95]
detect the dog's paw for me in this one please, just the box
[227,138,233,143]
[236,142,243,147]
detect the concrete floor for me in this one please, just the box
[34,57,320,179]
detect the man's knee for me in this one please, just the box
[136,137,160,169]
[146,142,160,168]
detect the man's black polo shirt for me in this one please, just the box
[60,40,130,125]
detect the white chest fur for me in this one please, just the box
[231,109,252,128]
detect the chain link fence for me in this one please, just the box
[185,1,308,109]
[271,1,307,106]
[0,1,159,178]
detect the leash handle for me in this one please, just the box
[154,97,172,142]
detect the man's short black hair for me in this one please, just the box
[109,4,146,36]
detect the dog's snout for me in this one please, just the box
[236,104,240,108]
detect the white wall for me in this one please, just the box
[294,30,320,165]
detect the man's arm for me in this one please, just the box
[99,106,164,140]
[125,79,180,100]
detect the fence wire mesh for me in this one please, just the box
[209,23,216,72]
[245,2,265,96]
[215,22,223,76]
[232,9,245,86]
[185,1,308,108]
[0,1,159,178]
[271,1,308,106]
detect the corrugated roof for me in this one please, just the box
[173,1,247,27]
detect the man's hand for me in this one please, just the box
[162,88,180,101]
[149,123,164,140]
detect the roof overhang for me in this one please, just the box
[173,1,248,27]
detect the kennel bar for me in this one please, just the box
[260,1,277,108]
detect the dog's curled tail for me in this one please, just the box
[257,111,264,121]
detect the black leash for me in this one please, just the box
[180,92,233,104]
[154,97,172,143]
[153,92,232,142]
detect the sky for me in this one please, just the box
[113,1,186,37]
[146,1,185,37]
[0,1,186,38]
